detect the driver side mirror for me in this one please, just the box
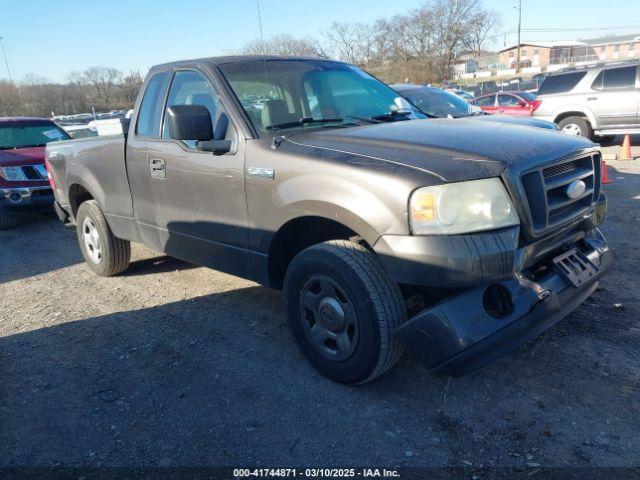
[166,105,231,155]
[166,104,213,141]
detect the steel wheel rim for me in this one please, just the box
[299,274,358,361]
[561,123,582,136]
[82,217,102,264]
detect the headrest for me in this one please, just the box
[261,99,297,128]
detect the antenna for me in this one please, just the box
[255,0,265,50]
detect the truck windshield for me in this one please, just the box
[0,122,70,150]
[218,59,426,134]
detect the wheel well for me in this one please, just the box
[268,216,361,289]
[68,184,94,218]
[555,111,588,125]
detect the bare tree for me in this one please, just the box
[243,34,327,58]
[430,0,483,80]
[78,66,123,108]
[324,22,374,65]
[463,9,501,60]
[121,71,144,104]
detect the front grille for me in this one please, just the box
[21,164,48,181]
[521,153,600,234]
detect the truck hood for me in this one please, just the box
[0,146,46,167]
[288,119,595,182]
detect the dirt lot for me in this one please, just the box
[1,159,639,471]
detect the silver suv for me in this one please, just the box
[533,61,640,140]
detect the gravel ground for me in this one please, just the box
[1,159,639,470]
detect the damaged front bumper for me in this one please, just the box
[393,229,613,377]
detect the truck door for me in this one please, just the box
[589,65,639,130]
[146,69,251,279]
[126,70,171,249]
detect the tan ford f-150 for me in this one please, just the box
[46,56,612,384]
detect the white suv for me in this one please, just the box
[533,61,640,140]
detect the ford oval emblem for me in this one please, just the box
[566,179,586,199]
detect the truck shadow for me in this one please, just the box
[120,255,198,277]
[3,277,638,466]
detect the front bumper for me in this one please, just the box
[0,186,53,208]
[394,229,613,376]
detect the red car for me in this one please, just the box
[0,117,70,229]
[470,91,541,116]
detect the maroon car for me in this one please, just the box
[0,117,70,229]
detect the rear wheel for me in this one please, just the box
[558,116,592,139]
[284,240,406,384]
[76,200,130,276]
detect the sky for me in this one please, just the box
[1,0,639,82]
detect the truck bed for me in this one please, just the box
[46,134,135,225]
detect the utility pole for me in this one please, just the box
[0,35,13,85]
[515,0,522,73]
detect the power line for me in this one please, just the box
[519,25,640,32]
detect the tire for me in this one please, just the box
[283,240,406,384]
[0,207,28,230]
[76,200,131,276]
[558,116,592,139]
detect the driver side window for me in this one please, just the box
[162,70,221,148]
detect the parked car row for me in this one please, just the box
[391,84,555,129]
[52,109,128,126]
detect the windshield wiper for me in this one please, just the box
[266,116,344,131]
[370,110,431,122]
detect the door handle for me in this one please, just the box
[149,158,166,179]
[587,97,599,101]
[498,109,504,113]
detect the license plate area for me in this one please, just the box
[553,248,599,287]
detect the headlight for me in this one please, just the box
[0,166,27,182]
[410,178,519,235]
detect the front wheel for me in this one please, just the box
[558,116,593,138]
[283,240,406,384]
[76,200,131,276]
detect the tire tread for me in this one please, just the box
[297,240,406,383]
[76,200,130,276]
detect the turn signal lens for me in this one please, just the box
[411,192,436,222]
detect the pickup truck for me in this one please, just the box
[46,56,613,384]
[1,117,70,229]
